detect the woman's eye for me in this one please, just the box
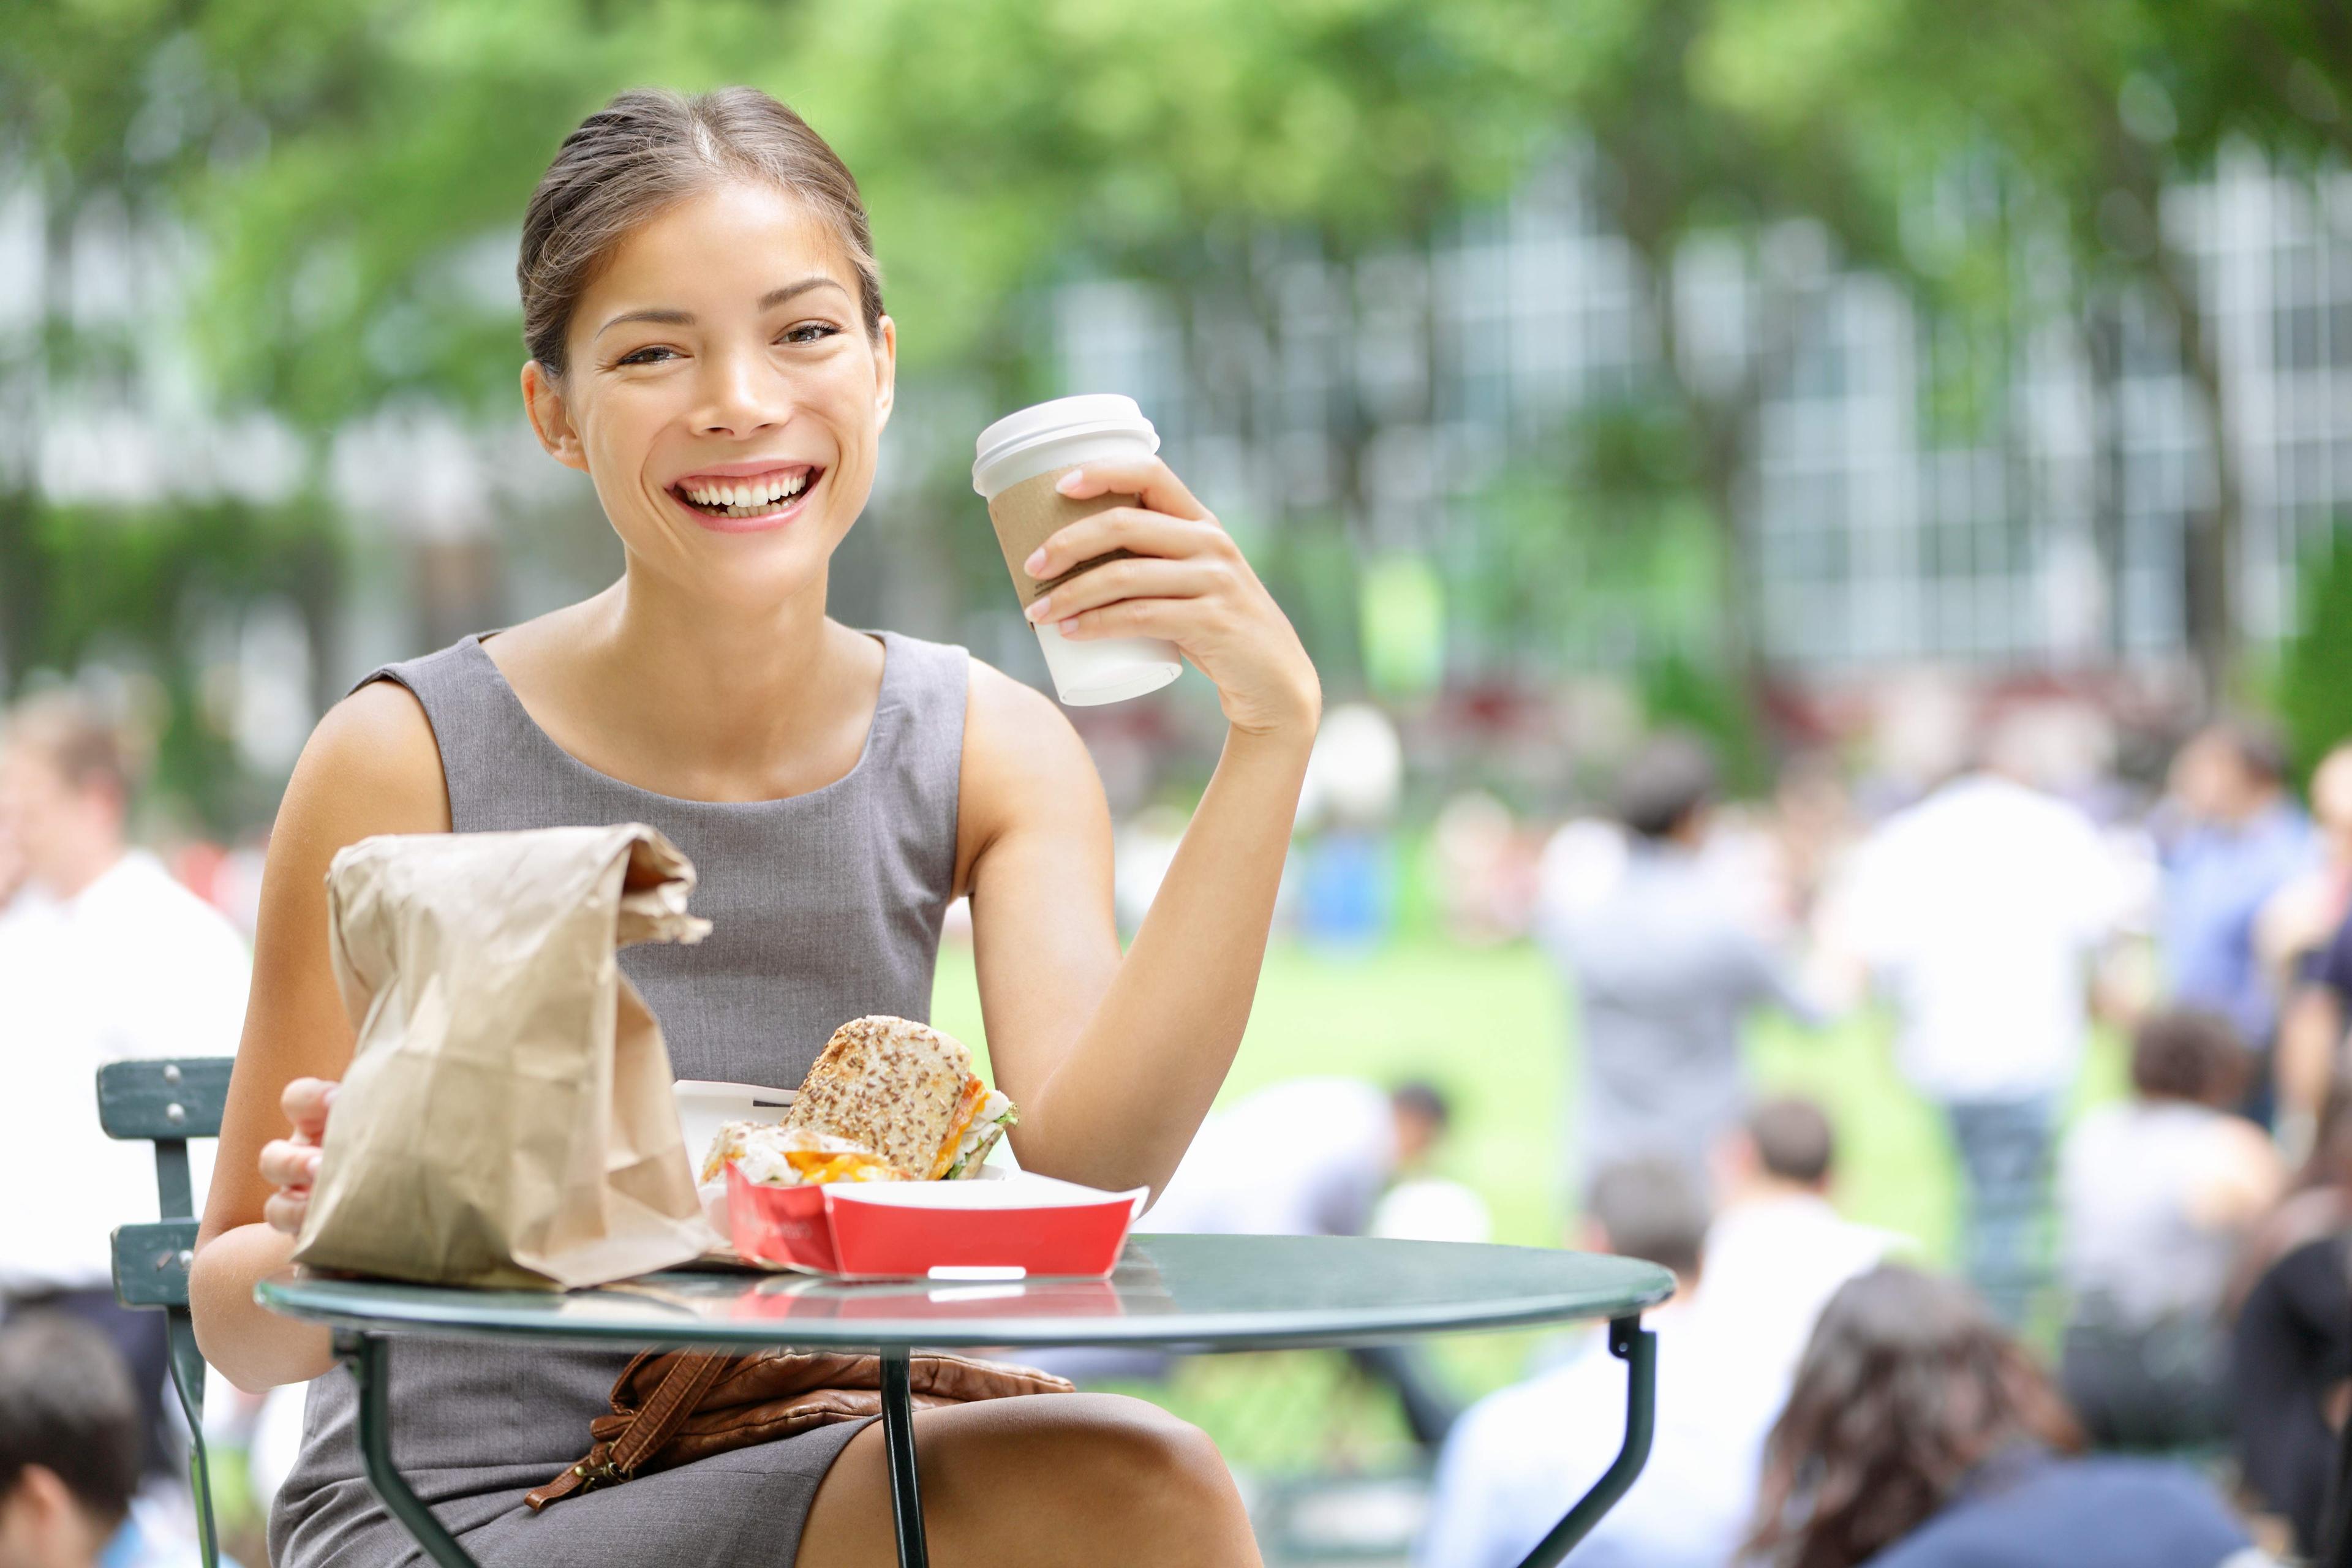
[780,322,841,345]
[616,345,679,366]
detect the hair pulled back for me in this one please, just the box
[518,86,884,377]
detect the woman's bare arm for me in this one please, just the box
[191,682,450,1391]
[955,456,1317,1197]
[956,664,1311,1197]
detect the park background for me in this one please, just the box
[12,0,2352,1560]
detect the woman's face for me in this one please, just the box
[524,181,895,610]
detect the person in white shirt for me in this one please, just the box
[0,693,251,1477]
[1419,1157,1789,1568]
[1699,1096,1904,1384]
[1139,1077,1445,1240]
[1126,1077,1461,1446]
[1825,747,2133,1323]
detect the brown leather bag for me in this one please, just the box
[527,1349,1074,1508]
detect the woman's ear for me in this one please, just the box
[871,315,898,432]
[522,361,588,472]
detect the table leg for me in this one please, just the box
[880,1346,929,1568]
[337,1332,489,1568]
[1512,1314,1657,1568]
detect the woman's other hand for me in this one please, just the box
[1020,462,1319,739]
[258,1077,336,1237]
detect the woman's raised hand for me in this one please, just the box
[1021,461,1319,739]
[258,1077,337,1237]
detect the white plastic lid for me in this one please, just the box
[973,394,1158,492]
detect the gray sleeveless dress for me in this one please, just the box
[270,629,969,1568]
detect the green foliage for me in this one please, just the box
[0,494,339,829]
[2279,527,2352,782]
[20,0,2352,824]
[1639,650,1768,795]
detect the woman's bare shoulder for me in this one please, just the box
[962,656,1096,786]
[954,657,1109,888]
[280,679,452,842]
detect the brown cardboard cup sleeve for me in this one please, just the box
[987,465,1145,608]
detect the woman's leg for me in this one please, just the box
[796,1392,1261,1567]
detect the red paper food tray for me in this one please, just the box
[726,1164,1148,1280]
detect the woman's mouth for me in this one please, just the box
[667,465,824,530]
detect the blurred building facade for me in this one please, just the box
[10,144,2352,824]
[1054,147,2352,684]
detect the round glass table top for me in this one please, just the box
[258,1234,1675,1352]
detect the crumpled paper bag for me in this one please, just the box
[293,824,714,1289]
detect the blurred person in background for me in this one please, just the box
[1745,1267,2265,1568]
[2057,1009,2284,1449]
[2158,720,2313,1126]
[1825,718,2136,1324]
[1537,732,1825,1191]
[1419,1156,1789,1568]
[2234,1078,2352,1314]
[1699,1096,1902,1384]
[1139,1077,1450,1242]
[1137,1077,1461,1447]
[0,1314,217,1568]
[0,693,249,1481]
[2274,742,2352,1147]
[2231,1231,2352,1561]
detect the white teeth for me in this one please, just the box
[680,471,813,513]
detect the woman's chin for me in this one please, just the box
[650,526,841,609]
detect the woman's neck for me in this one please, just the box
[496,560,883,802]
[602,564,837,714]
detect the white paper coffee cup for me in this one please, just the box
[973,394,1185,706]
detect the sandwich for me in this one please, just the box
[704,1123,912,1188]
[784,1015,1018,1180]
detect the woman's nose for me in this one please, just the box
[692,347,792,439]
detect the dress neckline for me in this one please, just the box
[454,630,897,812]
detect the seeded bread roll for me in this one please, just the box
[783,1016,981,1178]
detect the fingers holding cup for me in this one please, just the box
[1051,457,1210,522]
[1026,556,1227,634]
[1019,505,1224,587]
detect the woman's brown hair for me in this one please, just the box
[518,86,885,377]
[1744,1266,2085,1568]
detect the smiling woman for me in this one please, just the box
[189,87,1318,1568]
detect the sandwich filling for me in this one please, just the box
[937,1083,1018,1180]
[706,1122,913,1187]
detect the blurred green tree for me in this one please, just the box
[1702,0,2352,708]
[2279,529,2352,782]
[1509,0,1899,731]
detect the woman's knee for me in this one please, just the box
[1050,1393,1232,1510]
[932,1393,1251,1555]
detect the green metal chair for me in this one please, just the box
[100,1057,233,1568]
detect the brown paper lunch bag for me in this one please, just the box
[293,824,715,1290]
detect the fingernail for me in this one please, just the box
[306,1152,322,1175]
[1058,618,1081,635]
[323,1086,337,1107]
[1023,548,1047,576]
[1024,597,1050,622]
[1055,469,1084,494]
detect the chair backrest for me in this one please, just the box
[100,1058,231,1305]
[99,1056,233,1568]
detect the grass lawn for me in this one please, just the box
[930,932,2127,1466]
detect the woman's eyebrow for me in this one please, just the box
[594,307,693,340]
[760,276,848,310]
[592,278,846,341]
